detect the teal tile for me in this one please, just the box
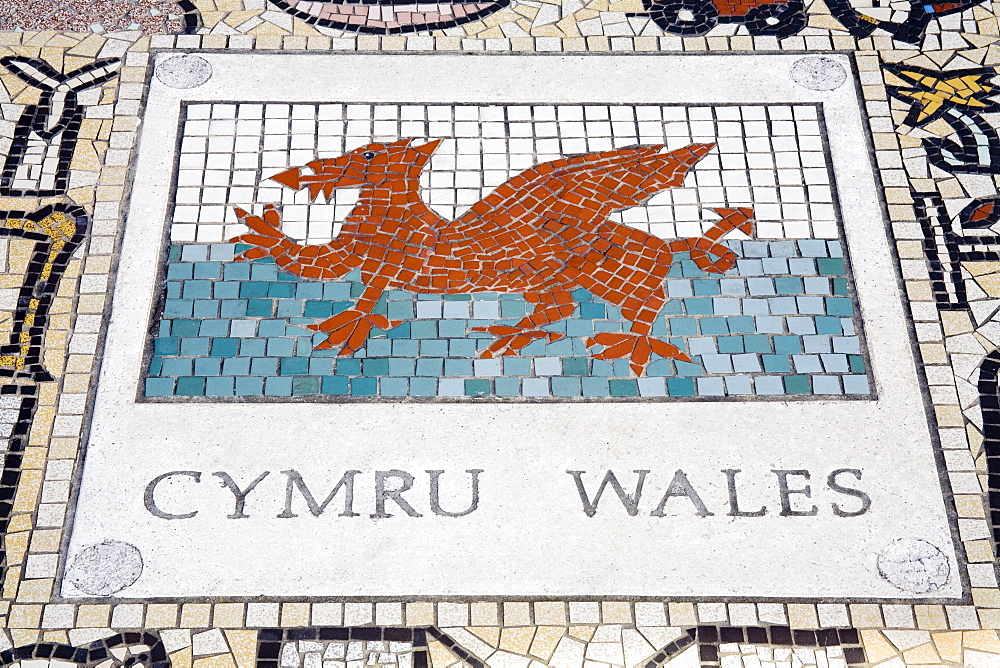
[495,377,521,396]
[281,357,309,375]
[321,375,349,394]
[693,279,721,296]
[666,377,695,396]
[849,355,866,373]
[774,336,802,354]
[171,319,201,337]
[335,359,362,375]
[175,376,206,396]
[380,377,409,396]
[683,298,714,315]
[743,334,771,353]
[562,357,589,375]
[409,377,437,396]
[246,299,272,317]
[210,338,238,357]
[581,377,609,396]
[609,379,639,397]
[264,376,293,396]
[817,257,846,276]
[465,379,491,396]
[194,358,221,376]
[351,377,377,396]
[783,374,811,394]
[825,297,853,316]
[145,377,175,396]
[153,337,179,356]
[206,377,235,396]
[552,377,581,396]
[717,336,744,354]
[363,358,390,376]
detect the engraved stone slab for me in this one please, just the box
[62,53,963,599]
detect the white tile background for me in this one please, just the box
[170,102,839,246]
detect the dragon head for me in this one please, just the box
[270,138,442,200]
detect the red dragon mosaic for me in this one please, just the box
[232,139,754,376]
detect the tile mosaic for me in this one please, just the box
[0,0,995,651]
[59,53,960,604]
[144,101,868,399]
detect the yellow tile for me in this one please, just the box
[964,630,1000,654]
[468,627,500,647]
[428,640,460,668]
[503,602,531,626]
[42,630,68,643]
[224,630,258,668]
[915,606,948,630]
[568,626,594,642]
[860,630,900,664]
[10,629,40,646]
[214,603,245,628]
[8,604,42,628]
[499,626,535,654]
[181,603,212,628]
[954,495,985,518]
[902,643,941,664]
[193,654,236,668]
[601,601,632,623]
[528,626,563,661]
[146,604,179,628]
[973,588,1000,608]
[533,602,565,625]
[28,529,60,554]
[471,602,499,626]
[407,602,435,625]
[931,631,963,663]
[171,648,193,668]
[76,604,111,627]
[4,532,28,565]
[668,602,697,626]
[972,271,1000,298]
[16,578,53,603]
[280,602,310,627]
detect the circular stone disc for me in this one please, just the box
[66,540,143,596]
[877,538,950,594]
[156,55,213,89]
[790,56,848,91]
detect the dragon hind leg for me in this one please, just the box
[471,295,574,358]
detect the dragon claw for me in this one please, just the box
[586,332,691,376]
[309,309,398,355]
[473,326,562,358]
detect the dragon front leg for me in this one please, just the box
[229,204,360,280]
[308,284,404,356]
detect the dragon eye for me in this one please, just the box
[362,151,376,159]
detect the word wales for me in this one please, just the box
[144,468,872,519]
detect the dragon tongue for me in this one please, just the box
[270,167,302,190]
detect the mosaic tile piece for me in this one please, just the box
[0,57,122,197]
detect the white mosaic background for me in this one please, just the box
[170,102,838,245]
